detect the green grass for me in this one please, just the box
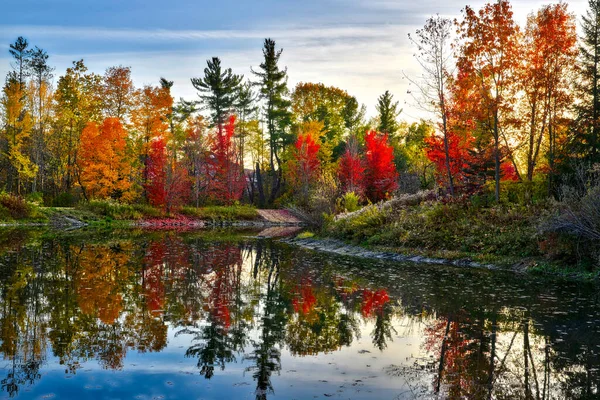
[179,205,259,221]
[76,199,164,221]
[325,199,574,273]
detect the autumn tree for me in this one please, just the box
[519,4,577,184]
[409,15,456,195]
[144,137,189,212]
[291,82,363,160]
[131,83,173,196]
[252,38,292,205]
[1,73,36,194]
[103,66,135,122]
[338,135,365,197]
[78,117,134,201]
[288,129,321,204]
[208,115,245,204]
[183,115,210,207]
[456,0,521,201]
[376,90,401,136]
[53,60,103,192]
[364,131,398,202]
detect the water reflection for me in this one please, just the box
[0,230,598,399]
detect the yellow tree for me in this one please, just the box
[102,66,135,122]
[78,117,135,201]
[52,60,103,192]
[1,74,37,194]
[520,4,577,183]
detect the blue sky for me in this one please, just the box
[0,0,589,121]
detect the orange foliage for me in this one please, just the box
[78,117,134,201]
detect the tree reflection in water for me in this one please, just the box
[0,231,598,399]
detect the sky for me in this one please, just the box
[0,0,590,122]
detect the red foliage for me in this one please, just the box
[291,279,317,315]
[361,289,390,318]
[338,140,365,197]
[208,115,245,204]
[145,138,167,208]
[364,131,398,202]
[144,137,189,211]
[501,161,519,181]
[425,128,474,187]
[289,132,321,191]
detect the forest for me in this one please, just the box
[1,0,600,271]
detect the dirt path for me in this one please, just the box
[257,209,304,224]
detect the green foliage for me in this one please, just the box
[330,200,542,260]
[337,191,361,213]
[496,180,549,205]
[78,200,162,220]
[179,205,259,221]
[51,192,77,207]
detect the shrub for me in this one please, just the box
[540,184,600,268]
[337,192,361,213]
[0,193,32,220]
[52,192,77,207]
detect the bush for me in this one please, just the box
[337,192,361,213]
[540,184,600,268]
[52,192,77,207]
[0,193,33,220]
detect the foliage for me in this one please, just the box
[338,135,365,198]
[364,131,399,202]
[78,199,162,220]
[179,205,259,221]
[78,118,134,202]
[144,137,189,212]
[330,200,542,261]
[288,130,321,204]
[337,191,361,213]
[0,193,34,220]
[208,115,245,204]
[191,57,242,128]
[375,91,401,136]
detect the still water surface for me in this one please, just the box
[0,229,598,399]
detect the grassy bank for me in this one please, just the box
[324,193,599,281]
[0,195,260,226]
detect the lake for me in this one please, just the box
[0,228,598,399]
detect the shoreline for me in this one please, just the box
[280,236,598,283]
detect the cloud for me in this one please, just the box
[0,24,410,43]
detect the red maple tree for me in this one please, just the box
[208,115,245,204]
[338,136,365,197]
[145,137,189,212]
[289,131,321,202]
[364,131,398,202]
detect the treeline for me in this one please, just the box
[2,0,600,212]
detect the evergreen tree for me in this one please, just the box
[376,90,401,136]
[576,0,600,162]
[191,57,242,132]
[252,38,292,204]
[9,37,30,90]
